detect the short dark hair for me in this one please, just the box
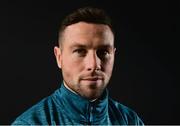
[58,7,114,46]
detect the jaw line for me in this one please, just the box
[63,80,77,95]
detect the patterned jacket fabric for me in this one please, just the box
[12,83,144,125]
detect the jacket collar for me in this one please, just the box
[54,83,109,123]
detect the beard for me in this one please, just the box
[76,72,109,100]
[75,82,106,100]
[63,70,111,100]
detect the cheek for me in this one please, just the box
[104,58,114,75]
[62,56,84,76]
[105,64,113,75]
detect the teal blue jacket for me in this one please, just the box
[12,83,144,125]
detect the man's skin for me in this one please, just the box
[54,22,116,100]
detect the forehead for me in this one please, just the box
[62,22,114,47]
[65,22,113,36]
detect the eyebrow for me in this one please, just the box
[70,43,87,49]
[98,45,114,49]
[70,42,114,49]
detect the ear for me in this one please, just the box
[54,46,62,69]
[113,47,116,53]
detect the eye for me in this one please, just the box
[97,48,110,59]
[73,48,87,56]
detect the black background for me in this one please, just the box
[1,0,180,124]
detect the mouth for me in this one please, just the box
[81,77,103,82]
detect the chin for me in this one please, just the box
[84,94,99,100]
[82,88,104,100]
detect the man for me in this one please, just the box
[12,7,144,125]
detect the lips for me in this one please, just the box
[82,77,103,81]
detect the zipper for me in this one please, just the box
[88,103,93,124]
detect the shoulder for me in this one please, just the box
[108,98,144,125]
[11,93,56,125]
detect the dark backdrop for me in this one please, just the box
[1,0,179,124]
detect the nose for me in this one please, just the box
[85,51,101,71]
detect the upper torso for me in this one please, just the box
[12,84,144,125]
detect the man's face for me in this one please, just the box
[54,22,115,100]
